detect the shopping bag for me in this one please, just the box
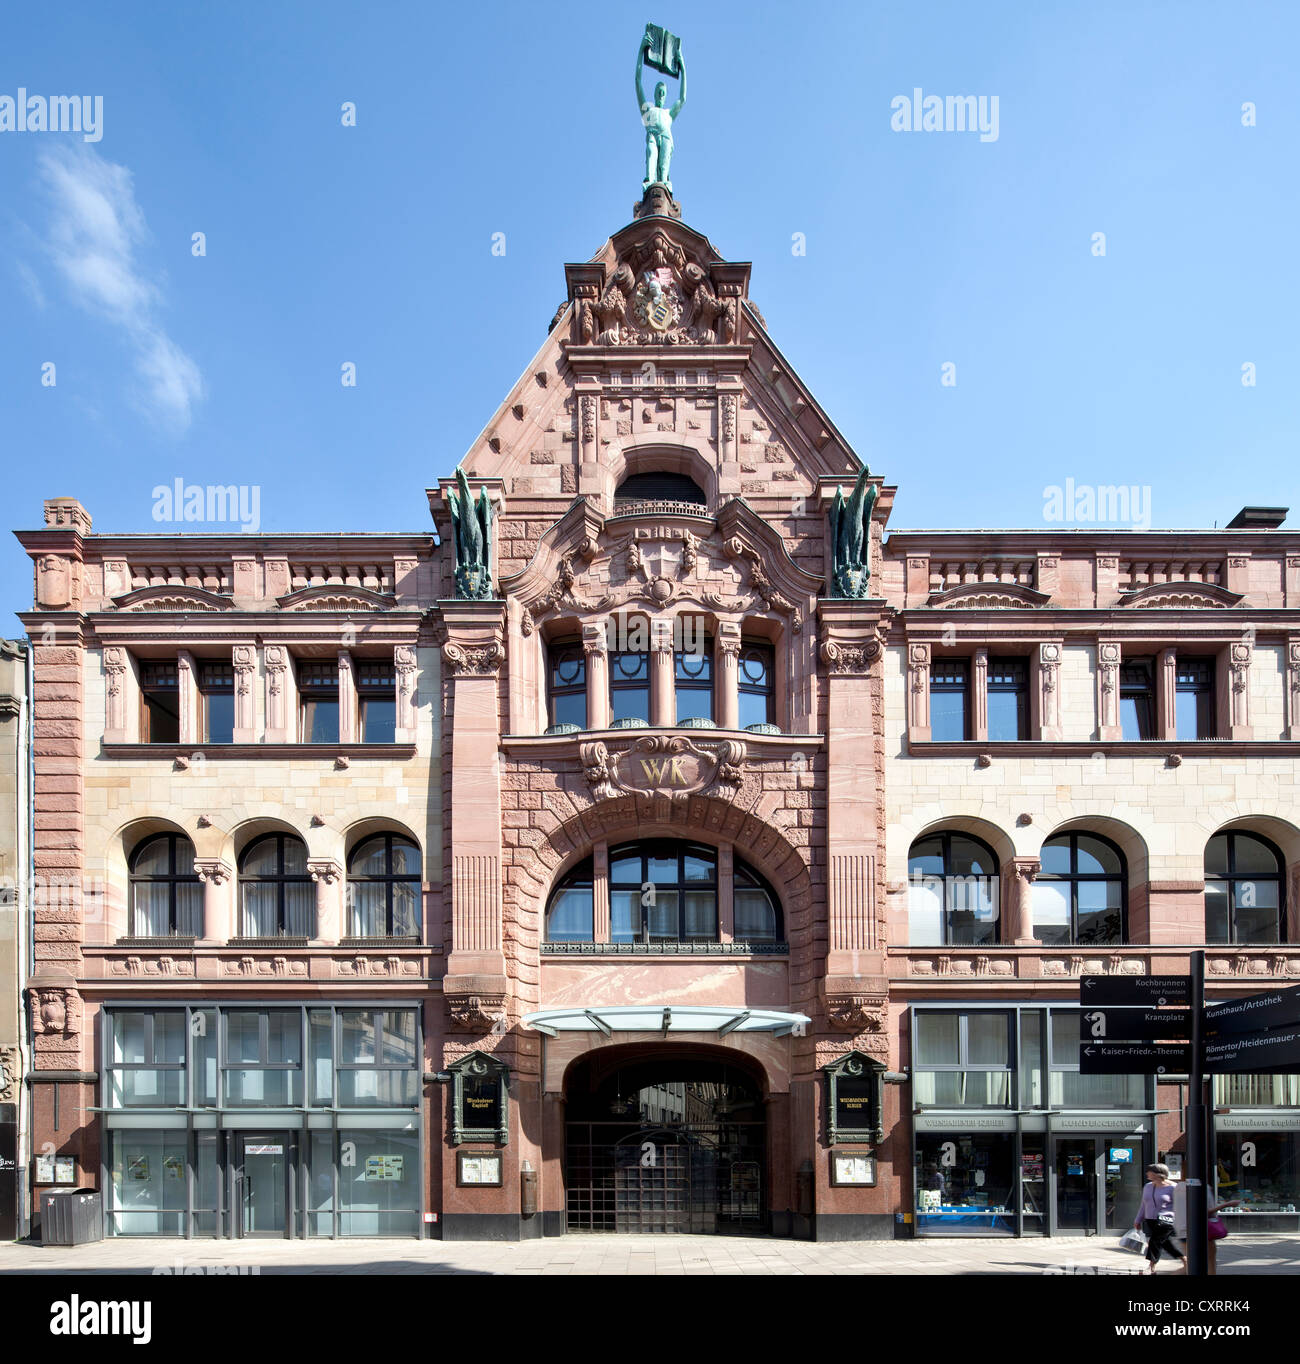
[1119,1228,1147,1253]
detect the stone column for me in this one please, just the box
[232,644,257,742]
[308,858,343,944]
[1288,640,1300,741]
[971,647,989,742]
[1097,640,1122,740]
[1226,641,1252,740]
[264,645,294,742]
[1158,647,1178,740]
[1007,856,1041,945]
[582,623,610,731]
[103,646,133,742]
[177,650,198,744]
[393,645,418,743]
[906,642,931,742]
[817,600,888,1009]
[649,624,674,727]
[193,858,234,943]
[337,651,357,744]
[592,842,610,942]
[441,601,509,1019]
[1035,642,1063,740]
[716,621,741,731]
[718,843,735,942]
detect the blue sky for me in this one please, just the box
[2,1,1298,633]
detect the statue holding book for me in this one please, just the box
[636,23,686,191]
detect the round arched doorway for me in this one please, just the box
[563,1048,767,1234]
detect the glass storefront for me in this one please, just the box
[102,1004,423,1238]
[1213,1075,1300,1231]
[912,1005,1154,1237]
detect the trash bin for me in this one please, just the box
[40,1188,103,1245]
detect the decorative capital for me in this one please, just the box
[1009,856,1041,883]
[442,639,505,675]
[819,634,881,674]
[446,993,507,1033]
[307,858,342,885]
[193,858,233,886]
[825,993,888,1034]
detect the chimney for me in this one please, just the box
[1227,506,1288,530]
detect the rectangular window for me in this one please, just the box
[222,1009,303,1107]
[986,657,1028,740]
[298,661,340,744]
[929,659,969,741]
[547,640,587,730]
[674,637,713,723]
[106,1010,186,1108]
[1047,1010,1145,1108]
[609,651,650,724]
[737,641,776,730]
[1175,657,1215,739]
[912,1011,1012,1107]
[140,661,180,743]
[198,660,234,743]
[1120,658,1155,740]
[336,1009,419,1107]
[356,660,397,742]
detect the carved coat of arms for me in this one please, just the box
[633,268,682,334]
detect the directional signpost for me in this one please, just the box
[1078,960,1300,1279]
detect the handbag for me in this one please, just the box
[1119,1227,1147,1253]
[1208,1217,1228,1241]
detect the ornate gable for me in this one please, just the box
[1118,581,1244,609]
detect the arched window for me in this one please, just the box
[1205,832,1285,945]
[238,834,314,938]
[614,471,706,510]
[129,834,202,937]
[907,832,1000,946]
[543,841,784,946]
[1032,833,1126,944]
[546,857,594,943]
[347,834,421,938]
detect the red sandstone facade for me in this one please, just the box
[13,196,1300,1241]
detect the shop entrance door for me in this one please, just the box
[235,1133,291,1238]
[1048,1135,1144,1235]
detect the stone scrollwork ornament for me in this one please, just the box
[829,467,878,599]
[447,467,495,600]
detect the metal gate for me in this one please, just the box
[565,1121,765,1234]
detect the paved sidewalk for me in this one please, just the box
[0,1233,1295,1275]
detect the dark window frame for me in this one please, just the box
[1120,657,1157,740]
[197,659,235,744]
[1175,655,1217,740]
[346,833,421,938]
[673,633,714,723]
[907,831,1001,946]
[546,637,588,730]
[608,649,650,723]
[1034,832,1127,945]
[986,656,1029,741]
[139,660,180,743]
[1204,831,1286,945]
[355,659,397,743]
[128,832,202,937]
[929,658,970,741]
[237,833,315,937]
[297,660,340,745]
[737,640,776,729]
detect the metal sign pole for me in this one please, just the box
[1185,949,1208,1276]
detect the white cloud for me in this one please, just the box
[36,143,203,431]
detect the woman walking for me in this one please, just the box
[1133,1163,1186,1275]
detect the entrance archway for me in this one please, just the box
[563,1047,768,1234]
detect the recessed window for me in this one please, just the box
[674,635,713,723]
[929,660,969,741]
[298,662,339,744]
[545,857,594,942]
[1120,658,1156,740]
[908,832,1000,946]
[238,834,314,937]
[139,661,180,743]
[1032,833,1125,944]
[609,650,650,724]
[613,471,706,510]
[198,660,234,743]
[1176,657,1216,739]
[347,834,421,938]
[1205,832,1284,945]
[547,639,587,730]
[356,660,396,743]
[987,657,1028,741]
[738,642,775,729]
[128,834,202,937]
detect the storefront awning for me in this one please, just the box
[522,1006,810,1038]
